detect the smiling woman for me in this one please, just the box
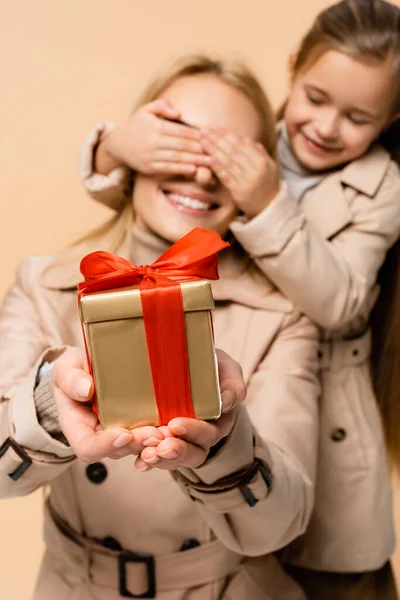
[132,74,265,241]
[0,54,321,599]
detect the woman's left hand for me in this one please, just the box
[134,349,246,471]
[200,126,280,219]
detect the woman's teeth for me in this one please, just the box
[167,193,211,211]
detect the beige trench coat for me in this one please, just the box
[0,219,319,599]
[80,124,400,572]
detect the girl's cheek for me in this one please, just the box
[342,124,374,153]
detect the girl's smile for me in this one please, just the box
[300,131,343,156]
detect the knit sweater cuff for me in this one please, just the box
[34,371,69,446]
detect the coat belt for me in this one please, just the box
[318,328,371,371]
[46,501,243,597]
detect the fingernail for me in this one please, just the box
[113,432,132,448]
[144,455,161,464]
[143,437,162,446]
[158,448,178,459]
[169,424,187,436]
[74,378,91,398]
[137,464,151,472]
[221,390,235,413]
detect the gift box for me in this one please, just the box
[78,227,229,430]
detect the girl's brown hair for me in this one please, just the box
[288,0,400,467]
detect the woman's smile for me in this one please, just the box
[162,184,219,215]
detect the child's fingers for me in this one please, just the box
[207,156,242,190]
[159,118,201,141]
[153,149,212,167]
[202,129,253,173]
[146,98,181,120]
[159,136,205,155]
[151,162,197,176]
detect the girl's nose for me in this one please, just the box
[194,166,217,186]
[316,110,339,141]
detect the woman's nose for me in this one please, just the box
[194,166,217,186]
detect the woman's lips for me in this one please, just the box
[162,189,218,215]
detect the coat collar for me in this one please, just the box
[301,144,391,240]
[339,144,391,197]
[40,216,292,313]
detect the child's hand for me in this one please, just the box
[53,347,165,463]
[96,99,212,176]
[135,349,247,471]
[200,126,280,219]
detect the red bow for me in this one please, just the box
[79,227,229,425]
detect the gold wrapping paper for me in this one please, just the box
[79,280,221,429]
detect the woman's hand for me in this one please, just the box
[135,349,247,472]
[95,99,212,176]
[53,347,166,463]
[200,126,280,219]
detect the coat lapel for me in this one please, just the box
[301,145,391,240]
[302,175,352,239]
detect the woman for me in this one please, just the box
[0,56,319,599]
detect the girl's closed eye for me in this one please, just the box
[306,91,324,105]
[347,113,370,126]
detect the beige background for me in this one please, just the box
[1,1,400,597]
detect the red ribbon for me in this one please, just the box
[78,227,229,425]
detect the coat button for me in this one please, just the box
[86,462,108,484]
[180,538,201,551]
[103,536,122,550]
[331,428,346,442]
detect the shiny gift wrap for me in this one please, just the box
[78,228,229,430]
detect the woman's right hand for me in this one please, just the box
[52,347,167,463]
[95,99,212,176]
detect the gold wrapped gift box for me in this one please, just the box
[79,279,221,430]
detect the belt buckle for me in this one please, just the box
[118,550,156,598]
[0,437,32,480]
[239,458,272,507]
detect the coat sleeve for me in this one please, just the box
[79,122,132,211]
[0,260,75,499]
[230,164,400,329]
[173,313,319,557]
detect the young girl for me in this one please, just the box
[0,57,321,599]
[81,0,400,597]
